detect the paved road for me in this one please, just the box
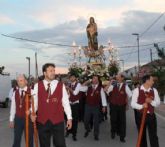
[0,105,165,147]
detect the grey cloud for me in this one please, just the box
[12,11,165,69]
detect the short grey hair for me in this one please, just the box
[16,74,27,81]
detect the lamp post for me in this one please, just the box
[26,57,30,82]
[132,33,140,77]
[35,52,38,79]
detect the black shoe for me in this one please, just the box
[72,136,77,141]
[120,137,126,143]
[94,136,99,141]
[84,131,89,138]
[111,133,115,139]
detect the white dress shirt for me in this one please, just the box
[106,83,132,99]
[9,86,29,122]
[71,82,81,96]
[69,82,81,104]
[131,85,160,111]
[80,84,107,107]
[32,80,72,120]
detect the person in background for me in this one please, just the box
[65,74,82,141]
[104,74,132,143]
[82,75,107,141]
[132,82,141,129]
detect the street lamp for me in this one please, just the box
[26,57,30,81]
[132,33,140,77]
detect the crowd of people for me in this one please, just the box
[9,63,160,147]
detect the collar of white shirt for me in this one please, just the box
[117,82,123,89]
[71,81,76,86]
[19,86,27,92]
[43,79,58,86]
[140,85,152,92]
[92,84,98,89]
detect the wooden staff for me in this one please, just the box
[31,95,39,147]
[136,106,147,147]
[136,94,150,147]
[25,93,29,147]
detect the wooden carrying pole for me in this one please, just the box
[25,93,29,147]
[136,93,151,147]
[31,96,39,147]
[136,107,147,147]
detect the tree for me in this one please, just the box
[152,43,165,100]
[0,66,5,74]
[108,62,119,76]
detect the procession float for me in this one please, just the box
[67,17,120,85]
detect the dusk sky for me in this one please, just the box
[0,0,165,78]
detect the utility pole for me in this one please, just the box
[35,52,38,79]
[26,57,30,82]
[132,33,140,78]
[150,49,153,62]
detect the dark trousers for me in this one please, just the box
[37,121,66,147]
[84,104,100,137]
[110,104,126,139]
[13,116,33,147]
[137,112,159,147]
[79,96,86,122]
[134,109,138,129]
[99,104,107,122]
[67,103,79,137]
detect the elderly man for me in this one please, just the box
[9,74,33,147]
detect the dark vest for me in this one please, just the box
[86,85,102,106]
[110,84,127,105]
[37,81,64,125]
[69,82,81,102]
[15,87,31,118]
[138,88,155,114]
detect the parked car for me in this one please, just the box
[0,75,11,108]
[126,80,133,90]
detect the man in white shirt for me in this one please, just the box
[82,75,107,141]
[9,74,33,147]
[31,63,72,147]
[104,74,132,143]
[131,75,160,147]
[65,74,82,141]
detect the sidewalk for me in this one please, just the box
[155,102,165,118]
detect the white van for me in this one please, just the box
[0,75,11,108]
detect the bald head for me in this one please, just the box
[16,74,27,88]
